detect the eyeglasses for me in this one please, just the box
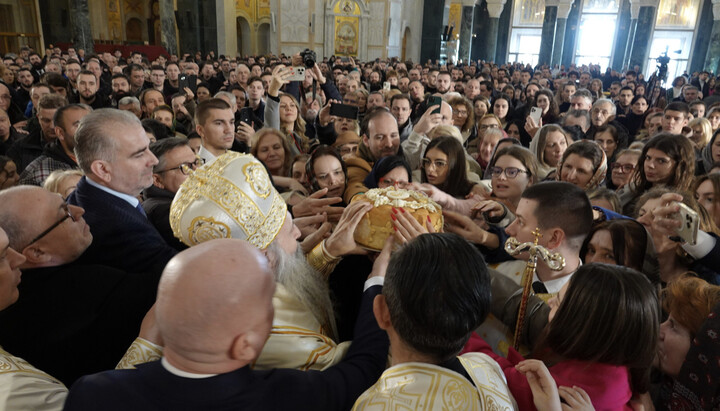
[421,158,448,170]
[611,163,636,173]
[157,157,205,175]
[339,145,358,156]
[380,178,409,189]
[453,109,468,117]
[24,202,76,249]
[489,166,529,179]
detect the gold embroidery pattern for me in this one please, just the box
[0,347,62,382]
[243,162,271,198]
[116,338,164,370]
[188,216,231,245]
[352,354,514,410]
[170,152,287,249]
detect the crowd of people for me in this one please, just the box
[0,43,719,410]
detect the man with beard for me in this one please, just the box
[75,70,109,109]
[344,108,402,203]
[435,71,452,95]
[8,94,67,172]
[18,104,91,186]
[170,92,195,133]
[199,62,223,94]
[164,152,378,373]
[28,52,45,83]
[126,64,146,96]
[64,59,81,96]
[110,73,131,107]
[408,80,427,124]
[368,70,382,92]
[67,109,178,273]
[13,68,34,111]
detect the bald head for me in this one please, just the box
[156,239,275,374]
[0,186,92,267]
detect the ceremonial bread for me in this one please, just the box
[351,187,443,251]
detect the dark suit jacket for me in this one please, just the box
[0,262,159,386]
[63,285,388,411]
[67,176,178,273]
[141,185,187,252]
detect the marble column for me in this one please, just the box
[68,0,93,54]
[420,0,445,63]
[705,0,720,74]
[458,5,475,64]
[485,0,506,62]
[538,5,558,66]
[551,2,572,66]
[611,0,631,70]
[623,18,638,70]
[628,5,656,73]
[159,0,178,56]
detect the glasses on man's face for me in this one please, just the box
[421,158,448,170]
[611,163,635,173]
[489,166,529,179]
[24,202,76,249]
[158,157,205,175]
[380,178,409,189]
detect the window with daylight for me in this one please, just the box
[645,0,700,80]
[508,0,545,66]
[574,0,620,69]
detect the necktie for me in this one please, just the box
[532,281,548,294]
[136,203,147,218]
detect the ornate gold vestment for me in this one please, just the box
[352,353,517,410]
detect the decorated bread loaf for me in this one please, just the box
[351,187,443,251]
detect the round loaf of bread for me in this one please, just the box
[351,187,443,251]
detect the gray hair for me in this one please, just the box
[74,108,142,174]
[571,88,593,105]
[118,96,141,110]
[593,98,617,116]
[213,91,236,106]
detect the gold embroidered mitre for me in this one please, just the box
[170,152,287,249]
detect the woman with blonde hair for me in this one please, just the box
[689,117,712,150]
[529,124,573,180]
[43,169,83,199]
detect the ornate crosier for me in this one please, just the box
[504,228,565,350]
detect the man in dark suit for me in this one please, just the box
[0,186,159,386]
[67,108,178,273]
[63,238,389,410]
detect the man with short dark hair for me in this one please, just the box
[195,98,235,164]
[616,86,634,116]
[143,137,198,250]
[662,101,690,134]
[390,94,412,141]
[126,64,146,95]
[75,70,109,109]
[8,94,68,172]
[13,68,34,110]
[67,108,178,272]
[435,71,452,95]
[353,233,514,409]
[18,104,91,186]
[246,76,266,122]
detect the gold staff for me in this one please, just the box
[504,228,565,350]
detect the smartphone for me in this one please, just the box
[428,95,442,114]
[178,74,197,95]
[672,202,699,245]
[330,103,359,120]
[529,106,542,124]
[341,57,349,63]
[383,81,391,91]
[287,66,306,82]
[238,107,253,126]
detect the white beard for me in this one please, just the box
[268,243,338,340]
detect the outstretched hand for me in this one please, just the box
[324,200,374,257]
[391,206,437,244]
[291,188,345,221]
